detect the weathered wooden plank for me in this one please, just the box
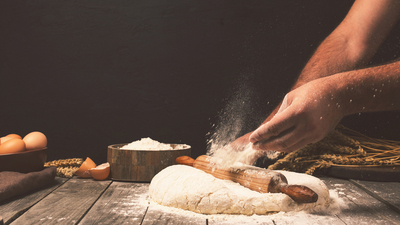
[141,201,206,225]
[108,144,191,182]
[350,180,400,213]
[207,204,342,224]
[78,182,149,225]
[208,214,274,225]
[322,177,400,224]
[271,213,343,225]
[9,177,111,225]
[0,177,67,225]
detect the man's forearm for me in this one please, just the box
[259,33,372,126]
[259,32,398,127]
[293,35,371,90]
[331,61,400,115]
[293,0,400,90]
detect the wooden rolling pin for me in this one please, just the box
[176,155,318,204]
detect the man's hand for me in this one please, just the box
[249,78,344,152]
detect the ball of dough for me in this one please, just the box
[149,165,332,215]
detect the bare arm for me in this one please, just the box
[293,0,400,89]
[249,0,400,153]
[251,63,400,152]
[233,0,400,156]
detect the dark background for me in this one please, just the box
[1,0,399,164]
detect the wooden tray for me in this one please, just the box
[107,143,191,182]
[0,148,47,173]
[322,165,400,181]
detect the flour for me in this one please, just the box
[209,142,279,169]
[121,137,189,150]
[149,201,343,225]
[206,77,279,168]
[149,165,341,216]
[129,192,344,225]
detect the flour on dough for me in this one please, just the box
[149,165,339,215]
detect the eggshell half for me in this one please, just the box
[75,157,97,178]
[89,162,110,180]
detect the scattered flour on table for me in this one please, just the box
[149,200,343,225]
[149,165,343,216]
[120,137,189,150]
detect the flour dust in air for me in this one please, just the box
[206,78,278,168]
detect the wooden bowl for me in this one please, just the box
[0,148,47,173]
[107,143,191,182]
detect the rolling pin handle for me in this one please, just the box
[176,156,195,166]
[279,185,319,204]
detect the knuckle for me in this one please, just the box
[275,139,288,150]
[266,124,280,136]
[253,142,266,151]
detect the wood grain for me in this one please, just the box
[78,182,149,225]
[0,148,47,173]
[326,165,400,181]
[262,213,343,225]
[0,177,67,225]
[351,180,400,214]
[141,202,206,225]
[193,155,286,193]
[2,175,400,224]
[322,177,400,224]
[9,177,111,225]
[107,144,191,182]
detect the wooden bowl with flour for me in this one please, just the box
[107,138,191,182]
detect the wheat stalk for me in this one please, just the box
[268,125,400,175]
[45,158,84,177]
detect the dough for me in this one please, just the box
[149,165,335,215]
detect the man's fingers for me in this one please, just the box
[252,126,298,151]
[249,110,296,144]
[253,137,310,153]
[251,121,319,152]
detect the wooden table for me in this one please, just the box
[1,176,400,225]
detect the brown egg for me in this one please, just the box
[23,131,47,150]
[75,157,97,178]
[0,139,26,155]
[89,162,110,180]
[0,136,15,144]
[6,134,22,139]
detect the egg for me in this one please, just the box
[0,134,23,145]
[0,136,15,144]
[23,131,47,150]
[75,157,96,178]
[89,162,110,180]
[0,139,26,154]
[6,134,22,139]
